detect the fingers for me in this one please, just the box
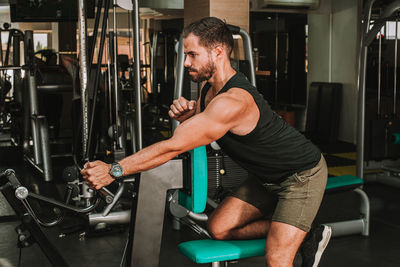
[85,160,102,169]
[80,161,114,190]
[175,97,187,112]
[169,103,181,117]
[168,109,176,119]
[86,180,95,189]
[169,97,196,118]
[188,100,196,110]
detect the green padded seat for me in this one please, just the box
[178,173,365,264]
[326,175,363,191]
[178,239,266,264]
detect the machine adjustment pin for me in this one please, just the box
[15,186,28,200]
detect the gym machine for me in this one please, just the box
[0,24,24,144]
[23,30,55,182]
[0,27,58,182]
[168,24,256,232]
[72,0,138,228]
[0,24,74,182]
[357,0,400,186]
[168,22,369,267]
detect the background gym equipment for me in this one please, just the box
[0,23,24,145]
[0,169,99,267]
[0,1,145,265]
[305,82,342,146]
[357,0,400,186]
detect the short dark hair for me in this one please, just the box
[182,17,234,57]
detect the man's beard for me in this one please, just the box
[188,59,215,83]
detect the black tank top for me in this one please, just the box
[200,72,321,183]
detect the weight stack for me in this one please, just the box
[206,151,248,201]
[365,117,400,160]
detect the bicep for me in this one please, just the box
[170,96,243,152]
[170,111,231,152]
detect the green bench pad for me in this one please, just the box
[178,239,266,264]
[326,175,363,191]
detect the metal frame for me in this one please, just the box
[0,170,69,267]
[326,188,370,237]
[78,0,89,157]
[357,0,400,186]
[23,30,53,181]
[357,0,400,178]
[130,160,183,267]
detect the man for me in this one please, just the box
[81,17,331,267]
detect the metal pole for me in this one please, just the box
[78,0,89,157]
[106,30,113,129]
[38,115,53,181]
[0,28,3,67]
[395,19,398,116]
[151,32,158,94]
[124,3,142,266]
[164,34,168,84]
[239,28,256,87]
[356,0,376,178]
[5,30,12,66]
[172,37,184,132]
[113,0,124,149]
[128,115,137,154]
[24,30,41,165]
[86,0,110,159]
[378,30,382,117]
[109,31,119,149]
[356,43,368,179]
[132,0,142,150]
[13,31,23,105]
[274,13,279,105]
[89,0,103,66]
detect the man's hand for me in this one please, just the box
[168,97,196,122]
[80,161,114,190]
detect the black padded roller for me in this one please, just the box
[227,24,240,34]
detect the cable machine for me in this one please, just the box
[357,0,400,185]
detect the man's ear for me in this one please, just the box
[213,45,224,59]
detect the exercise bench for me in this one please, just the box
[178,151,370,266]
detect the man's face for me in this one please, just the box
[184,34,216,83]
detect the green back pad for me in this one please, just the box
[178,146,208,213]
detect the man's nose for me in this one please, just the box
[184,56,191,68]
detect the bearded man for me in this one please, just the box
[81,17,331,267]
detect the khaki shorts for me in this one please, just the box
[230,155,327,232]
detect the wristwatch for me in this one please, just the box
[109,162,124,179]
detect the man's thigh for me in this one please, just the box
[208,196,264,231]
[270,155,328,232]
[229,176,278,219]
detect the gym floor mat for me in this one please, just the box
[323,150,356,177]
[331,152,356,161]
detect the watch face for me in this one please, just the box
[111,164,123,177]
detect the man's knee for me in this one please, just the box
[265,247,290,266]
[207,218,231,240]
[264,222,306,266]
